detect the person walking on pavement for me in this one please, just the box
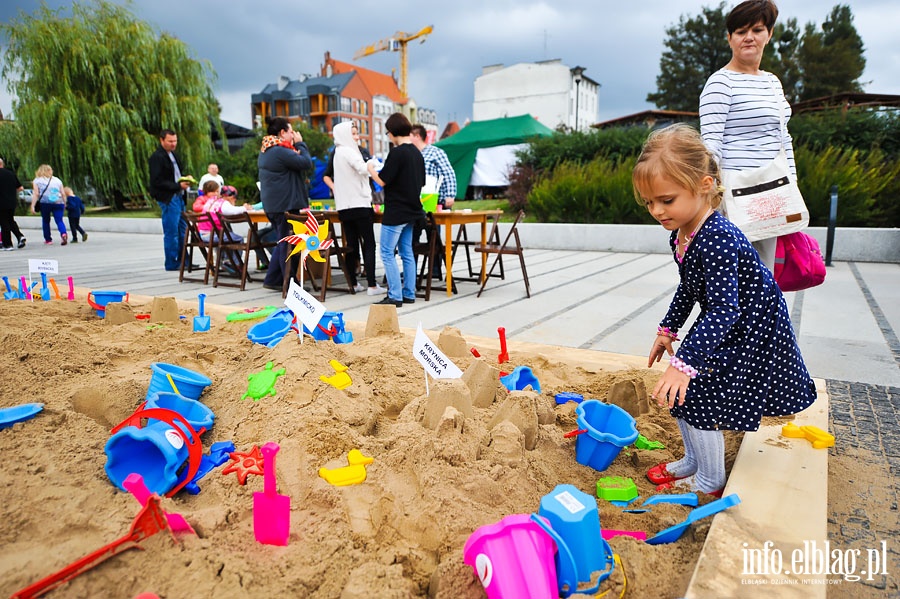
[257,117,313,292]
[0,157,26,250]
[30,164,68,245]
[149,129,193,271]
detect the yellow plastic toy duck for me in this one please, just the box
[319,360,352,390]
[318,449,374,486]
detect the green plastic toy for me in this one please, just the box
[596,476,639,502]
[634,434,666,450]
[242,362,285,401]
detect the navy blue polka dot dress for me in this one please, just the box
[661,212,816,432]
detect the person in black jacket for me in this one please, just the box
[367,113,425,307]
[0,158,26,250]
[148,129,193,271]
[257,117,313,291]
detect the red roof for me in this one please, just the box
[322,52,405,103]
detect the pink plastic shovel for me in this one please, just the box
[123,473,196,535]
[253,442,290,545]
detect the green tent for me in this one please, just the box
[434,114,554,196]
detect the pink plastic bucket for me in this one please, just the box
[463,514,558,599]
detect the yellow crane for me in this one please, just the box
[353,25,434,98]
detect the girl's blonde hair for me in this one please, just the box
[35,164,53,178]
[632,124,723,209]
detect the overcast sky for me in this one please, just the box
[1,1,898,131]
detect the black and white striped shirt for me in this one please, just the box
[699,69,796,176]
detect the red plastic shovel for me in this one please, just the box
[124,473,196,535]
[253,442,290,546]
[11,497,172,599]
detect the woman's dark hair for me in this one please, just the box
[726,0,778,33]
[265,116,291,136]
[384,112,412,137]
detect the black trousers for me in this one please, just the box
[0,208,23,248]
[338,207,377,287]
[68,215,87,239]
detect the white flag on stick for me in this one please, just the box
[413,323,463,380]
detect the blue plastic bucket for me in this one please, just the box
[89,290,127,318]
[537,484,614,597]
[574,400,639,472]
[302,311,352,343]
[104,420,190,495]
[145,391,215,433]
[145,363,212,402]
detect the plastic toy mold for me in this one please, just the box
[243,362,285,401]
[781,422,834,449]
[596,476,638,502]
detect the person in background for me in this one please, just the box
[699,0,794,270]
[64,187,87,242]
[198,163,224,189]
[367,112,425,307]
[632,124,815,496]
[331,121,385,296]
[148,129,192,271]
[410,123,458,280]
[0,157,26,250]
[257,116,313,292]
[409,124,456,209]
[198,180,248,275]
[30,164,67,245]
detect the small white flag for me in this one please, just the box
[413,323,463,379]
[28,259,59,274]
[284,279,326,335]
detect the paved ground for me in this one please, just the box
[3,223,899,595]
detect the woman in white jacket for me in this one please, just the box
[332,121,385,295]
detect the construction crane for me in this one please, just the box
[353,25,434,98]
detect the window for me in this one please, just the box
[351,99,359,114]
[341,97,351,112]
[361,101,368,115]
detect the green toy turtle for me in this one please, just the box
[242,361,285,401]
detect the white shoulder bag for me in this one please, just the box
[721,76,809,242]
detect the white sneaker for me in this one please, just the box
[366,284,387,296]
[353,283,366,293]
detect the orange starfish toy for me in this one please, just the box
[222,445,265,485]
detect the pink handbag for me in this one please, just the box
[774,232,826,292]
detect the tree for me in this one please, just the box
[0,0,219,203]
[646,2,731,111]
[762,19,803,104]
[797,5,866,100]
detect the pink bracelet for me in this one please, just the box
[657,326,679,341]
[669,356,698,379]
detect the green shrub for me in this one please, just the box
[527,156,652,224]
[519,127,649,172]
[796,145,900,227]
[791,109,900,158]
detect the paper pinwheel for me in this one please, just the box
[279,211,333,262]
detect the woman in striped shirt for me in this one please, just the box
[699,0,795,270]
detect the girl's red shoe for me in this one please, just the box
[646,463,689,485]
[655,482,723,498]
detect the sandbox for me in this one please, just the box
[0,293,748,598]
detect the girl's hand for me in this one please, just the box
[648,335,674,368]
[652,366,691,408]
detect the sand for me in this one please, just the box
[0,294,740,599]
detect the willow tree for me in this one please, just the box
[0,0,219,202]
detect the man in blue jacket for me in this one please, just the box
[257,117,313,291]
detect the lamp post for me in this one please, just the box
[572,66,585,131]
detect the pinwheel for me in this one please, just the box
[279,211,333,263]
[278,210,334,298]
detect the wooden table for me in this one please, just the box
[247,209,502,298]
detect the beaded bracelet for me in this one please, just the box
[669,356,698,379]
[657,326,679,341]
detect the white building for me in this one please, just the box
[472,59,600,131]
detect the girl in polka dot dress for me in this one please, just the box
[632,124,816,496]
